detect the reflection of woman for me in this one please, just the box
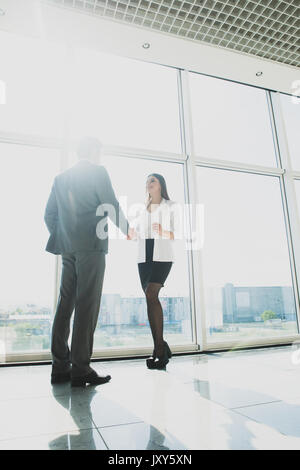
[129,174,179,370]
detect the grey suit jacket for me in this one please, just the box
[44,160,129,255]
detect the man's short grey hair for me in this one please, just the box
[77,137,103,160]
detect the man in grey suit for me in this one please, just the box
[44,137,130,387]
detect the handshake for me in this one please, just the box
[126,227,137,241]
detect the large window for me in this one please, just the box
[0,144,60,358]
[189,73,277,167]
[196,166,298,342]
[1,30,300,361]
[67,47,182,154]
[280,93,300,170]
[294,180,300,235]
[93,156,193,349]
[0,31,65,138]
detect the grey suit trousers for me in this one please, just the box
[51,251,106,377]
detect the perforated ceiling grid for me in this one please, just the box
[46,0,300,68]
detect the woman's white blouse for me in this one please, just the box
[130,198,181,263]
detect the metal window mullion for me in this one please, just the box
[193,157,285,177]
[278,171,300,334]
[176,69,198,349]
[269,91,300,335]
[202,335,300,352]
[0,131,61,149]
[178,69,207,352]
[102,145,186,162]
[53,46,74,320]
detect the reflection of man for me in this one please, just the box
[44,137,131,387]
[49,387,105,450]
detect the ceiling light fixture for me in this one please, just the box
[256,71,263,76]
[142,42,150,49]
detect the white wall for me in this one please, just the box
[0,0,298,95]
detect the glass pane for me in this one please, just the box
[279,93,300,170]
[189,73,277,167]
[67,47,181,153]
[0,144,60,360]
[196,166,298,342]
[0,31,66,138]
[93,156,193,349]
[295,180,300,236]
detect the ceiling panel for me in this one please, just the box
[45,0,300,68]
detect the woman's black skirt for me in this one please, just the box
[138,239,173,292]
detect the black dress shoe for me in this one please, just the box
[51,372,71,384]
[71,371,111,387]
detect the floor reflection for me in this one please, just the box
[49,385,104,450]
[2,347,300,449]
[146,426,170,450]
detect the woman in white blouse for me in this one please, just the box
[129,173,179,370]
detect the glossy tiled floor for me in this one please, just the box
[1,345,300,449]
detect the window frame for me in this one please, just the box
[1,51,300,364]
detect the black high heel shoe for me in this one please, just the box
[146,341,172,370]
[146,348,156,368]
[148,348,156,360]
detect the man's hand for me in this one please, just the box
[127,227,137,240]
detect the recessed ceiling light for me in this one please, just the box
[142,42,150,49]
[256,71,263,76]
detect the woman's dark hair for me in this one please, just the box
[146,173,170,207]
